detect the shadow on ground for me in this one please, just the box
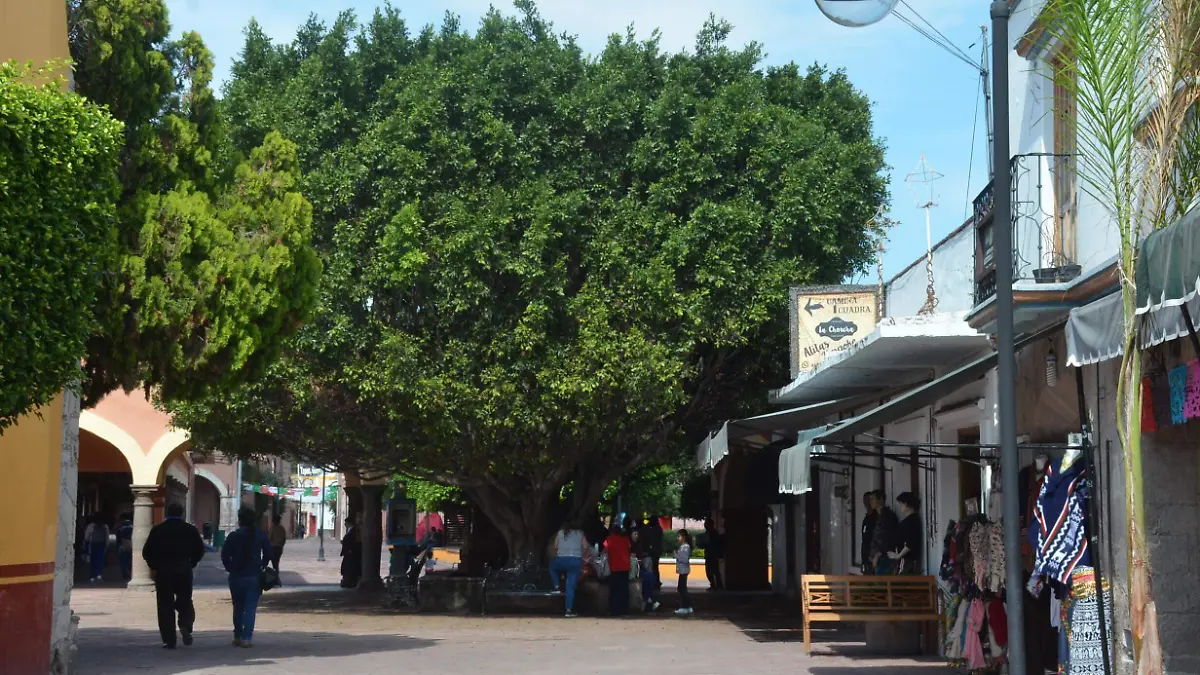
[811,662,950,667]
[77,628,436,675]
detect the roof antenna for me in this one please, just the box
[906,154,943,315]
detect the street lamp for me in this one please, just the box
[318,468,327,562]
[812,2,1025,673]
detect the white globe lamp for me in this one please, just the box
[814,0,900,27]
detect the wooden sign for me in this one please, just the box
[789,286,879,376]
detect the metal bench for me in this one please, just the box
[800,574,940,654]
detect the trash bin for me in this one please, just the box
[213,529,226,549]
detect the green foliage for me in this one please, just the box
[679,473,714,521]
[397,475,464,513]
[0,62,123,431]
[173,4,887,557]
[67,0,321,404]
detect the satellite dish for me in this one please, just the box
[814,0,901,27]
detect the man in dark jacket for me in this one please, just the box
[142,503,206,649]
[861,492,878,574]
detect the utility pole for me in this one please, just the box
[318,467,327,562]
[991,2,1027,672]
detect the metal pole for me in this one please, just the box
[991,3,1027,673]
[1076,367,1113,675]
[318,468,327,562]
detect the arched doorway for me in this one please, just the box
[192,471,224,544]
[77,429,134,583]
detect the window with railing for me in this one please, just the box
[1051,47,1078,266]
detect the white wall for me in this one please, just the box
[1008,0,1120,280]
[885,222,977,318]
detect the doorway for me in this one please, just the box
[958,427,982,520]
[804,468,822,573]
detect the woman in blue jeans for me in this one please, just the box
[221,507,272,647]
[548,521,588,618]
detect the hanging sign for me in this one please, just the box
[790,286,878,376]
[242,484,328,500]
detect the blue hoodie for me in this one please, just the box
[221,527,272,579]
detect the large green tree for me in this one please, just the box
[66,0,322,405]
[0,63,123,431]
[173,3,888,560]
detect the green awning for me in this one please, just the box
[1136,205,1200,314]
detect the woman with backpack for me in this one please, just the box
[220,507,272,648]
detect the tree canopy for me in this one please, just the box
[67,0,322,406]
[172,2,888,558]
[0,63,122,431]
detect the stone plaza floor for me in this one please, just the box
[72,556,947,675]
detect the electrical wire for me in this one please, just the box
[897,0,981,68]
[964,73,983,221]
[889,2,983,73]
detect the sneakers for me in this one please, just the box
[564,610,578,618]
[675,607,694,616]
[649,601,661,612]
[239,641,253,649]
[232,638,244,648]
[181,631,193,647]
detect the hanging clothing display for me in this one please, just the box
[938,513,1008,673]
[1061,566,1114,675]
[1027,454,1091,595]
[1027,452,1112,675]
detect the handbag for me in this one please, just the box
[594,552,611,579]
[260,566,281,592]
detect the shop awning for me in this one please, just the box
[772,313,990,406]
[1065,291,1124,367]
[1136,205,1200,314]
[812,321,1064,445]
[1065,290,1200,367]
[694,392,884,470]
[778,428,827,495]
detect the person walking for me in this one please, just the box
[221,507,272,648]
[645,516,664,590]
[603,524,632,617]
[674,529,694,616]
[141,503,206,649]
[868,490,900,575]
[631,526,660,611]
[340,516,362,588]
[860,492,878,575]
[117,514,134,581]
[702,518,724,591]
[548,519,587,618]
[268,514,287,570]
[888,492,923,575]
[83,514,110,583]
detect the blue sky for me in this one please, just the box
[165,0,991,281]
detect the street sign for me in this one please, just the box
[789,286,878,376]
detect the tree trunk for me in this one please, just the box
[465,484,558,566]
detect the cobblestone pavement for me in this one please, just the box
[73,582,946,675]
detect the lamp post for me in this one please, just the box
[318,468,327,562]
[813,1,1025,671]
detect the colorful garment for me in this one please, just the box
[1063,566,1113,675]
[964,599,987,670]
[987,520,1006,592]
[1028,456,1090,591]
[969,522,989,590]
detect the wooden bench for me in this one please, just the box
[800,574,940,654]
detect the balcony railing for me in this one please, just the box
[973,153,1078,306]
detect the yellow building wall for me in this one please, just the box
[0,0,69,65]
[0,397,64,570]
[0,3,73,673]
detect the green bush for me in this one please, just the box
[0,62,122,431]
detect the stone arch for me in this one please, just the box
[79,410,144,478]
[194,468,229,498]
[145,429,189,485]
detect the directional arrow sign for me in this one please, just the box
[804,298,825,316]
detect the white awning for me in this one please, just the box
[771,313,990,406]
[694,391,896,471]
[778,428,826,494]
[1065,292,1124,367]
[1065,291,1200,367]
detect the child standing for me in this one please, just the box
[674,529,694,616]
